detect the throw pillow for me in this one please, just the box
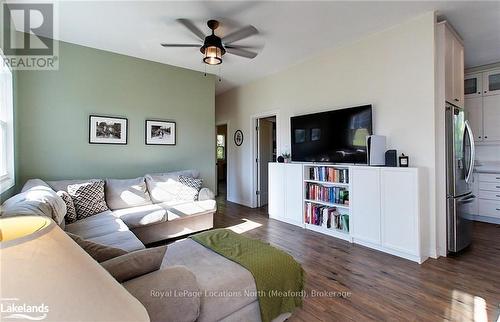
[57,190,77,224]
[66,232,127,262]
[178,175,203,201]
[101,245,167,283]
[67,180,109,220]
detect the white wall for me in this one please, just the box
[216,12,438,256]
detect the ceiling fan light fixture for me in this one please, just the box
[203,45,223,65]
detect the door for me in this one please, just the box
[452,37,464,107]
[350,167,381,245]
[482,95,500,141]
[381,169,418,255]
[445,105,469,197]
[464,73,483,99]
[464,97,483,141]
[258,119,273,206]
[483,68,500,96]
[447,194,474,253]
[268,163,285,219]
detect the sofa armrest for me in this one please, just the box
[123,265,200,322]
[198,187,215,201]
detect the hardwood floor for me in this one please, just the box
[214,196,500,321]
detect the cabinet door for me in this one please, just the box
[268,163,285,220]
[452,38,464,107]
[350,167,381,245]
[380,169,419,256]
[483,68,500,96]
[464,73,482,99]
[464,97,483,141]
[482,95,500,141]
[283,164,303,226]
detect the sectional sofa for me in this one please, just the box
[1,170,294,322]
[6,169,216,252]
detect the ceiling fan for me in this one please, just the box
[161,19,259,65]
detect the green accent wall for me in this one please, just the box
[12,39,215,194]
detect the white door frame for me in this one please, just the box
[216,120,230,197]
[251,110,280,208]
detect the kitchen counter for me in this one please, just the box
[474,161,500,173]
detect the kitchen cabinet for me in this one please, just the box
[464,97,483,141]
[483,68,500,96]
[464,68,500,143]
[443,23,464,108]
[464,73,482,99]
[482,95,500,141]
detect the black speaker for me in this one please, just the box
[385,150,397,167]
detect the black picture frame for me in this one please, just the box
[145,119,176,145]
[234,130,244,146]
[89,115,128,145]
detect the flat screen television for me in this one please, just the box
[290,105,372,163]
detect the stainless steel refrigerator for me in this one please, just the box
[445,103,476,253]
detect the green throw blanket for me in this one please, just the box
[191,229,304,322]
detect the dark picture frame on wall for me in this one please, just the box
[145,120,176,145]
[89,115,128,145]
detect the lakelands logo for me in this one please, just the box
[1,2,59,70]
[0,298,49,320]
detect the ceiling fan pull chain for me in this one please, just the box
[218,64,222,82]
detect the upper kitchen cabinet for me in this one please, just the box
[464,73,483,99]
[440,22,465,108]
[483,68,500,96]
[482,95,500,141]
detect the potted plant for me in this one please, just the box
[280,152,291,163]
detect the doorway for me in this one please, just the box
[256,116,277,208]
[216,124,228,198]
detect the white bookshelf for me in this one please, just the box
[303,164,352,242]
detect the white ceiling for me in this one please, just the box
[9,1,500,94]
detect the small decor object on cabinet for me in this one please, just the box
[385,150,397,167]
[89,115,127,145]
[145,120,176,145]
[277,156,284,163]
[280,152,291,163]
[234,130,244,146]
[399,153,409,167]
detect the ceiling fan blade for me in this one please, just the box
[161,44,201,47]
[222,25,258,44]
[226,47,258,59]
[177,18,206,41]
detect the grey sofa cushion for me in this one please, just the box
[145,170,200,203]
[65,211,144,252]
[163,239,255,322]
[47,179,100,193]
[67,232,128,262]
[101,245,167,282]
[124,265,200,322]
[1,181,66,226]
[68,180,109,220]
[166,200,217,221]
[112,203,168,229]
[105,177,152,210]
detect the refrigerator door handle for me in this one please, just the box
[464,120,475,184]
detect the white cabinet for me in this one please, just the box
[473,172,500,223]
[483,68,500,96]
[442,23,464,107]
[464,68,500,143]
[482,95,500,141]
[464,73,483,99]
[268,163,303,227]
[350,167,381,245]
[350,166,425,263]
[380,169,419,256]
[465,97,483,141]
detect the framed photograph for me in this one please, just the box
[89,115,128,145]
[145,120,176,145]
[234,130,244,146]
